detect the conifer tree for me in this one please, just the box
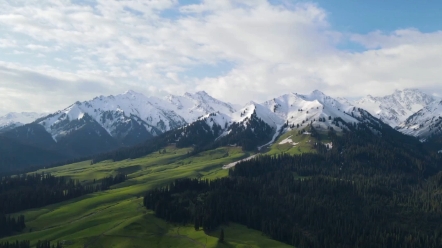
[219,228,224,243]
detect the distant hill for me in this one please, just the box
[0,135,68,172]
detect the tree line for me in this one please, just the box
[0,172,127,238]
[0,240,62,248]
[0,173,128,215]
[0,214,25,238]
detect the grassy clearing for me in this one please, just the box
[266,129,317,155]
[1,146,289,248]
[265,128,334,156]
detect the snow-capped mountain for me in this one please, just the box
[261,90,383,133]
[39,91,182,144]
[354,89,437,127]
[233,101,284,128]
[207,89,379,136]
[0,112,46,133]
[173,90,385,151]
[165,91,237,122]
[5,88,440,160]
[396,100,442,139]
[36,90,237,144]
[3,90,238,157]
[5,88,442,171]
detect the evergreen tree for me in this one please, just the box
[219,228,224,243]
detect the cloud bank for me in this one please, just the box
[0,0,441,114]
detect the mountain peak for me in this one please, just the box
[355,88,438,127]
[183,91,214,99]
[397,98,442,138]
[310,89,325,95]
[122,90,145,97]
[403,88,421,92]
[298,89,329,102]
[245,100,259,106]
[124,89,137,94]
[0,112,46,128]
[195,90,209,96]
[393,88,426,96]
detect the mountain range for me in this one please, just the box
[0,112,46,133]
[0,88,440,171]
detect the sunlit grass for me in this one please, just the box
[2,146,290,248]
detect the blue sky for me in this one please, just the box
[310,0,442,33]
[0,0,442,114]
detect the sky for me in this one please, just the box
[1,0,442,114]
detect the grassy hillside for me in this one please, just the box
[265,127,332,156]
[1,146,291,248]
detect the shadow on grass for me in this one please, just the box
[116,165,142,175]
[206,226,236,248]
[215,241,235,248]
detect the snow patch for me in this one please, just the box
[324,142,333,149]
[279,136,294,145]
[278,135,299,146]
[223,154,258,169]
[258,124,283,150]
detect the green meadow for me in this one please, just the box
[1,146,292,248]
[265,127,332,156]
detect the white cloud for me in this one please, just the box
[0,0,441,115]
[0,38,17,48]
[26,44,52,52]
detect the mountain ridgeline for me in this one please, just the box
[0,88,441,172]
[90,93,392,164]
[90,110,276,164]
[0,91,238,172]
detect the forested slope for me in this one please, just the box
[0,136,68,172]
[143,127,442,248]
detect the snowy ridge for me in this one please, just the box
[232,102,284,129]
[197,112,232,132]
[5,88,442,151]
[188,90,385,149]
[354,89,437,127]
[0,112,46,127]
[36,90,237,143]
[260,90,377,134]
[396,100,442,138]
[0,112,46,133]
[165,91,237,122]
